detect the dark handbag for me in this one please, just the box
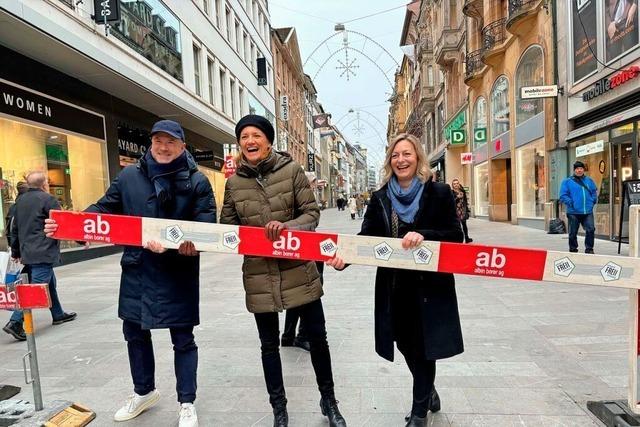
[548,218,567,234]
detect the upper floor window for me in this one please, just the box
[193,44,202,96]
[473,96,487,148]
[113,1,183,81]
[516,46,544,125]
[491,76,510,138]
[225,6,232,41]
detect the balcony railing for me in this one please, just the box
[482,18,507,52]
[509,0,538,16]
[466,49,484,78]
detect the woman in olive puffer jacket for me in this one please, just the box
[220,115,346,427]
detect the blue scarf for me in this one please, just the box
[386,176,425,223]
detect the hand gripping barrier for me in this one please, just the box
[49,208,640,417]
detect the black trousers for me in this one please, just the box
[254,298,335,407]
[282,263,324,341]
[393,285,436,418]
[123,320,198,403]
[461,219,470,241]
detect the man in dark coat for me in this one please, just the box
[46,120,215,427]
[4,173,76,342]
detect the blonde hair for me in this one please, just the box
[381,133,430,184]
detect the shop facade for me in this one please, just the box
[0,45,225,262]
[557,0,640,240]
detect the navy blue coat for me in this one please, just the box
[360,179,464,362]
[86,152,216,329]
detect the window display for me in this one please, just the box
[516,139,545,217]
[0,118,108,249]
[474,162,489,216]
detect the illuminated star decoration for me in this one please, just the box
[352,122,365,136]
[336,51,359,81]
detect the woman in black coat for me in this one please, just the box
[327,133,464,427]
[452,178,472,243]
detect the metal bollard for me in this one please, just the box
[21,309,43,411]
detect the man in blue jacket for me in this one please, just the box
[46,120,215,427]
[559,160,598,254]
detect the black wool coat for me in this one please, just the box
[86,152,216,329]
[361,178,464,362]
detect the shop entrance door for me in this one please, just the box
[612,135,636,240]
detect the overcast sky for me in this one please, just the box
[270,0,407,169]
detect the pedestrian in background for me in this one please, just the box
[46,120,215,427]
[356,194,364,219]
[327,133,464,427]
[4,181,28,248]
[348,195,357,220]
[220,114,346,427]
[336,195,344,211]
[559,160,598,254]
[4,172,76,342]
[451,178,473,243]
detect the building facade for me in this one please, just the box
[272,27,307,167]
[464,0,555,228]
[0,0,275,259]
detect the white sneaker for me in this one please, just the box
[179,403,198,427]
[113,389,160,422]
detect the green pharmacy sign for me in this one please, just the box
[444,110,466,144]
[451,130,466,145]
[474,127,487,144]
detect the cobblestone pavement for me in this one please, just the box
[1,208,629,426]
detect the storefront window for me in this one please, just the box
[474,162,489,216]
[0,118,109,249]
[473,96,487,149]
[568,131,610,237]
[197,165,225,219]
[516,139,545,217]
[113,0,183,81]
[516,46,544,124]
[491,76,510,138]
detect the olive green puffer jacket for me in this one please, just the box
[220,151,323,313]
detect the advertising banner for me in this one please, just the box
[224,155,237,178]
[573,0,598,81]
[313,114,330,129]
[605,0,639,62]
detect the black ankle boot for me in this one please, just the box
[405,386,441,421]
[429,387,440,412]
[273,405,288,427]
[405,414,427,427]
[319,397,347,427]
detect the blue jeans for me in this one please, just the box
[123,320,198,403]
[10,263,65,323]
[567,213,595,252]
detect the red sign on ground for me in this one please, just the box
[438,243,548,281]
[0,284,50,310]
[50,211,143,246]
[238,228,339,262]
